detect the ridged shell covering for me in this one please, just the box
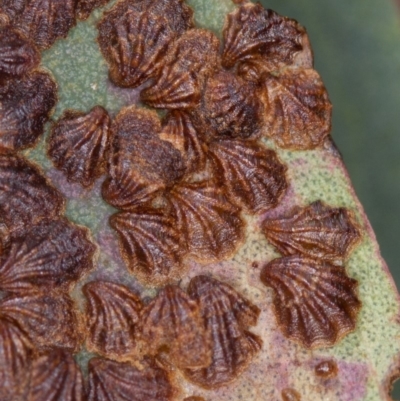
[83,280,142,360]
[27,349,86,401]
[48,106,111,187]
[88,357,174,401]
[102,107,185,210]
[0,26,40,80]
[1,0,77,50]
[198,70,263,139]
[0,71,57,151]
[110,209,184,285]
[0,317,32,401]
[262,201,360,264]
[185,275,262,388]
[263,67,332,149]
[168,180,244,263]
[140,285,212,369]
[161,111,206,174]
[261,256,361,348]
[97,0,193,88]
[141,29,220,109]
[222,3,310,70]
[0,291,83,351]
[0,218,96,293]
[209,138,287,213]
[0,152,64,234]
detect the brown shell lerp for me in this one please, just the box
[0,217,96,293]
[27,349,86,401]
[262,201,361,264]
[88,357,174,401]
[209,137,288,213]
[48,106,111,187]
[140,285,212,369]
[110,208,185,285]
[0,70,57,151]
[83,280,143,360]
[184,275,262,389]
[102,107,185,210]
[1,0,77,50]
[260,255,361,348]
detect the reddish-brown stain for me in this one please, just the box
[281,388,301,401]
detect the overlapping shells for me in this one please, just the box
[0,0,363,399]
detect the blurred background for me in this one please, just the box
[259,0,400,397]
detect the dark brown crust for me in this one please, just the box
[141,29,220,110]
[0,26,40,81]
[0,291,83,352]
[102,107,185,210]
[0,70,58,151]
[83,280,142,361]
[48,106,111,187]
[0,217,96,293]
[110,208,185,286]
[209,138,287,213]
[260,256,362,348]
[27,349,86,401]
[139,285,212,369]
[263,67,332,149]
[168,180,245,263]
[0,317,33,401]
[1,0,77,50]
[0,151,64,235]
[88,357,175,401]
[262,201,361,264]
[222,3,311,70]
[184,275,262,389]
